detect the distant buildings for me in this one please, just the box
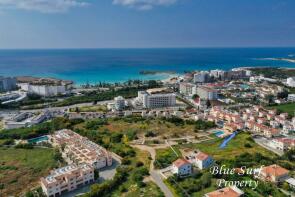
[179,82,197,96]
[40,164,94,197]
[194,71,210,83]
[17,76,73,97]
[287,94,295,102]
[0,77,17,92]
[197,86,218,100]
[259,164,289,183]
[135,88,176,109]
[172,158,192,176]
[3,111,50,129]
[51,129,112,169]
[286,77,295,87]
[204,186,244,197]
[20,84,71,97]
[114,96,126,111]
[210,69,225,79]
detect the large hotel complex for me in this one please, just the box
[40,130,112,197]
[136,88,176,109]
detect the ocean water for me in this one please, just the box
[0,48,295,85]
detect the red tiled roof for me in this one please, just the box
[196,152,209,161]
[173,158,190,168]
[262,165,289,177]
[205,187,242,197]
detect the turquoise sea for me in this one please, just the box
[0,48,295,85]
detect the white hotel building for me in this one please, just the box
[41,164,94,197]
[136,88,176,109]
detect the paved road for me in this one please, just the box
[132,145,174,197]
[150,170,174,197]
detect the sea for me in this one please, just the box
[0,47,295,85]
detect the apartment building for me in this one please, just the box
[179,82,197,96]
[0,76,17,92]
[40,164,94,197]
[51,129,112,169]
[196,86,218,100]
[136,88,176,109]
[114,96,126,111]
[194,71,210,83]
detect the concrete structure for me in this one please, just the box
[114,96,125,111]
[194,71,210,83]
[288,94,295,102]
[204,186,244,197]
[40,164,94,197]
[51,129,112,169]
[30,111,51,124]
[259,164,289,183]
[136,88,176,109]
[17,76,73,97]
[19,83,70,97]
[286,77,295,87]
[269,138,295,151]
[197,86,218,100]
[179,82,197,96]
[210,69,225,79]
[171,158,192,176]
[0,77,17,92]
[3,112,32,129]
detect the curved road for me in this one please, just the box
[132,145,174,197]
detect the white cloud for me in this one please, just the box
[0,0,89,13]
[112,0,178,10]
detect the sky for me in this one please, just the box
[0,0,294,49]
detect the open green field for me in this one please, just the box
[267,103,295,117]
[0,147,59,196]
[96,118,198,138]
[177,132,276,161]
[70,104,108,113]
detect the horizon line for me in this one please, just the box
[1,46,295,50]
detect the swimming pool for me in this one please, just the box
[211,130,225,137]
[27,136,49,144]
[240,84,250,89]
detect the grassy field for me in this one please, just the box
[177,132,276,161]
[0,147,59,196]
[267,103,295,116]
[70,105,108,113]
[96,118,197,138]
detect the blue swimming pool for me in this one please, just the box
[212,130,225,137]
[27,136,49,144]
